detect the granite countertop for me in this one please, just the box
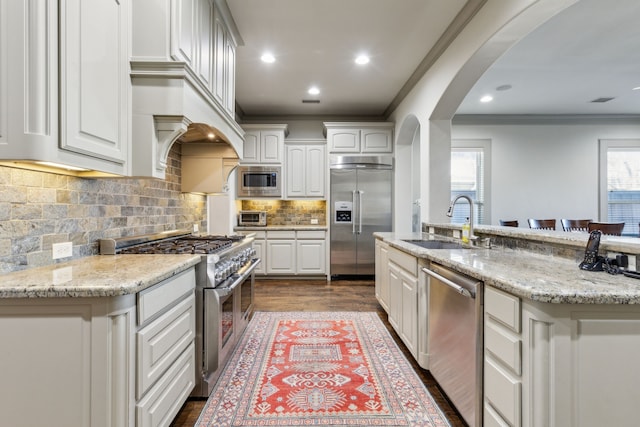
[376,231,640,305]
[0,254,202,298]
[235,225,328,231]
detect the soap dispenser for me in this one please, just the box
[462,217,470,243]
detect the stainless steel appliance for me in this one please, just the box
[330,155,392,276]
[99,230,260,398]
[423,263,483,427]
[237,165,282,198]
[238,210,267,226]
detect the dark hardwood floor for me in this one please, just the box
[170,278,467,426]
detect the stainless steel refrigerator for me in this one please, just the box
[330,155,393,277]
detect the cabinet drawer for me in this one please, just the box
[485,320,521,375]
[485,286,521,333]
[388,248,418,276]
[485,357,521,427]
[138,268,195,325]
[252,230,266,239]
[297,230,326,239]
[137,294,195,397]
[267,230,296,239]
[136,343,195,427]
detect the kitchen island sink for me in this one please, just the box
[402,239,465,249]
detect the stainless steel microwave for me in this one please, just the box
[238,210,267,226]
[236,165,282,198]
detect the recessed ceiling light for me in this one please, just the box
[207,132,215,140]
[633,86,640,91]
[260,52,275,63]
[480,95,493,103]
[308,86,320,95]
[355,54,370,65]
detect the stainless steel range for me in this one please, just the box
[99,230,260,398]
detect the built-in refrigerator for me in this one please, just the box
[330,155,393,277]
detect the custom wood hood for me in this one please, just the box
[130,0,244,180]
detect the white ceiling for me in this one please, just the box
[227,0,640,119]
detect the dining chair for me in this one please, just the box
[560,219,592,232]
[587,222,625,236]
[527,219,556,230]
[499,220,519,227]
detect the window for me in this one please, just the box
[451,140,491,225]
[600,139,640,236]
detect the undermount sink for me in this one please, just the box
[402,239,465,249]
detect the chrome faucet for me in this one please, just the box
[446,195,475,241]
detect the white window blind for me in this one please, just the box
[451,147,485,224]
[606,147,640,236]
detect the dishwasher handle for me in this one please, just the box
[422,267,478,299]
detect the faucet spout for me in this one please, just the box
[447,195,475,240]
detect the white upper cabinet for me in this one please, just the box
[286,142,326,199]
[324,122,394,154]
[0,0,131,176]
[241,125,288,164]
[130,0,244,179]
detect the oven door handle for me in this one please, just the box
[213,258,261,297]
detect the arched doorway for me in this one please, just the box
[394,115,421,233]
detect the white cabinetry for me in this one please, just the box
[135,268,196,427]
[324,122,394,154]
[241,125,288,164]
[387,247,418,358]
[266,230,296,274]
[0,0,130,176]
[286,143,326,198]
[485,285,640,427]
[296,230,326,274]
[375,239,390,312]
[0,266,196,427]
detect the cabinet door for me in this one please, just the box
[286,146,306,197]
[260,131,282,163]
[242,131,260,163]
[225,35,235,115]
[400,269,418,357]
[327,129,360,152]
[197,0,213,89]
[388,262,402,332]
[60,0,130,166]
[266,240,295,274]
[212,9,226,106]
[297,240,326,274]
[253,239,265,275]
[375,241,390,312]
[305,145,325,197]
[361,128,393,153]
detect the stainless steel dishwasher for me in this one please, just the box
[423,263,483,427]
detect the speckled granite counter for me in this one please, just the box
[0,254,202,298]
[235,225,327,231]
[376,231,640,304]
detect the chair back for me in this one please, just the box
[587,222,624,236]
[561,219,592,232]
[499,220,519,227]
[527,219,556,230]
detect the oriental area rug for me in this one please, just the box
[196,311,451,426]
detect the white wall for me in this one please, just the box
[452,120,640,227]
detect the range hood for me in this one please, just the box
[179,123,240,194]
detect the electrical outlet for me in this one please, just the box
[310,218,318,225]
[193,223,199,233]
[52,242,73,260]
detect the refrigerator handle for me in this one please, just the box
[358,190,363,234]
[352,190,357,234]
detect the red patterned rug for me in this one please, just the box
[196,312,451,426]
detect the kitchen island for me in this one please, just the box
[375,226,640,427]
[0,254,201,427]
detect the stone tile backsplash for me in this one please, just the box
[0,144,206,273]
[241,200,326,226]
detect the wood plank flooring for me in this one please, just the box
[170,278,467,427]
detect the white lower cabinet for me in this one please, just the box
[485,285,640,427]
[387,246,418,358]
[238,229,327,276]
